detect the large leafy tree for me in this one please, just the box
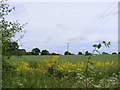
[64,51,72,55]
[0,0,26,58]
[41,50,49,55]
[78,52,82,55]
[31,48,40,55]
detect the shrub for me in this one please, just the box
[78,52,82,55]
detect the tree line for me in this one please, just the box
[7,43,120,56]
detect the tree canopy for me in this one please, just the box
[0,0,26,58]
[31,48,40,55]
[64,51,72,55]
[78,52,82,55]
[41,50,49,55]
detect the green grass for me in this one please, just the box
[59,54,118,63]
[8,54,118,64]
[2,54,119,88]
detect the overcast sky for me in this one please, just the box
[6,0,118,54]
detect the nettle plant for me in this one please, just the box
[85,41,111,88]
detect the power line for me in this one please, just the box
[87,1,118,30]
[83,0,118,34]
[87,4,118,34]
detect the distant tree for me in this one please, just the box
[49,53,61,55]
[41,50,49,55]
[31,48,40,55]
[71,53,75,55]
[18,49,26,55]
[112,52,117,54]
[52,53,56,55]
[20,49,26,53]
[78,52,82,55]
[13,49,26,57]
[85,51,89,55]
[26,52,32,55]
[118,52,120,54]
[102,52,108,54]
[51,53,57,55]
[56,53,61,55]
[85,51,92,55]
[64,51,72,55]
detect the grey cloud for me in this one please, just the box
[68,36,87,43]
[43,37,53,43]
[55,23,72,31]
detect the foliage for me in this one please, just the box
[112,52,117,54]
[78,52,82,55]
[13,49,26,57]
[2,55,119,88]
[102,52,108,54]
[31,48,40,55]
[0,0,26,58]
[85,51,91,55]
[1,1,26,89]
[84,41,111,88]
[49,53,60,55]
[2,41,19,57]
[25,52,33,55]
[41,50,49,55]
[64,51,72,55]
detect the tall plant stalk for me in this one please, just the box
[85,47,96,88]
[85,41,110,88]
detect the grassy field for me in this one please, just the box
[7,54,118,63]
[2,54,120,88]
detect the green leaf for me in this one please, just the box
[108,42,111,45]
[88,61,94,65]
[98,44,101,49]
[89,65,94,70]
[109,77,117,80]
[107,42,111,48]
[103,41,106,44]
[93,44,97,47]
[93,85,101,88]
[76,73,82,76]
